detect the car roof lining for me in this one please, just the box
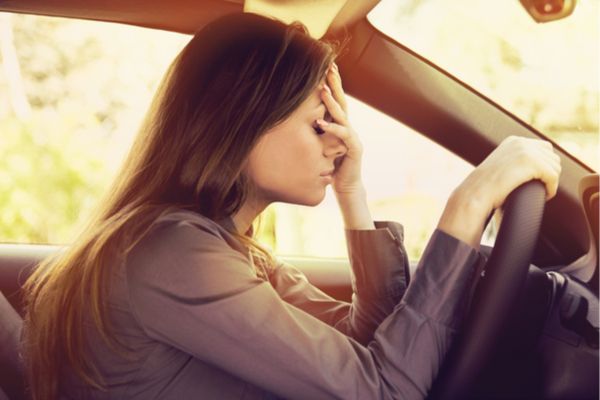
[0,0,379,36]
[0,0,244,34]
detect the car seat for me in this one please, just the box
[0,291,26,400]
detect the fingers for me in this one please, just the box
[526,139,561,200]
[533,156,560,201]
[316,119,362,156]
[317,65,363,161]
[536,140,561,200]
[537,147,561,175]
[318,63,348,125]
[321,85,347,126]
[496,136,562,202]
[326,63,348,113]
[316,119,349,141]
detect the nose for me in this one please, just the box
[322,132,347,158]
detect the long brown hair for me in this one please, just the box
[23,12,337,399]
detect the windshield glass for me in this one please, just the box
[369,0,599,171]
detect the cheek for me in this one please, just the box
[253,149,311,187]
[260,130,320,171]
[246,130,324,197]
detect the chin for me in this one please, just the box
[303,189,327,206]
[302,196,324,207]
[277,189,326,207]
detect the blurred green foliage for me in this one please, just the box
[0,15,106,243]
[0,14,187,244]
[0,115,105,243]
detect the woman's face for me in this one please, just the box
[245,82,347,207]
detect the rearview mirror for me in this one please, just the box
[519,0,576,23]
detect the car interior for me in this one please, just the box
[0,0,598,399]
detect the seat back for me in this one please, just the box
[0,292,26,400]
[0,244,57,400]
[0,244,58,316]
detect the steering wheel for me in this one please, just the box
[429,180,547,400]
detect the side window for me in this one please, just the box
[0,14,188,244]
[257,97,485,261]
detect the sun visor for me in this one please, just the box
[243,0,347,38]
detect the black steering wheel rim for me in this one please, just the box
[429,180,547,400]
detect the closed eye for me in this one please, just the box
[313,105,332,135]
[313,122,325,135]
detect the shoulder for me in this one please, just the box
[151,209,229,238]
[125,209,254,295]
[121,209,265,333]
[139,208,245,254]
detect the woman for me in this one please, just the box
[23,12,561,400]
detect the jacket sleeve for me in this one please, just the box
[268,221,410,345]
[126,219,485,400]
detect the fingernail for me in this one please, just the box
[316,119,329,126]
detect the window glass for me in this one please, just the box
[369,0,599,171]
[0,13,188,243]
[1,13,481,260]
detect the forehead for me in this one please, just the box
[301,80,326,110]
[275,79,326,125]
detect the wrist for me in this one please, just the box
[437,191,491,250]
[334,185,375,230]
[456,171,496,210]
[334,183,367,200]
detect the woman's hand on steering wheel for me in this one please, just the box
[457,135,562,213]
[438,135,561,249]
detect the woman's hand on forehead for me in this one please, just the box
[325,63,347,114]
[315,62,365,196]
[320,66,348,126]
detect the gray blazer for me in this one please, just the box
[60,209,484,399]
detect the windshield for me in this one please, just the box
[369,0,599,171]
